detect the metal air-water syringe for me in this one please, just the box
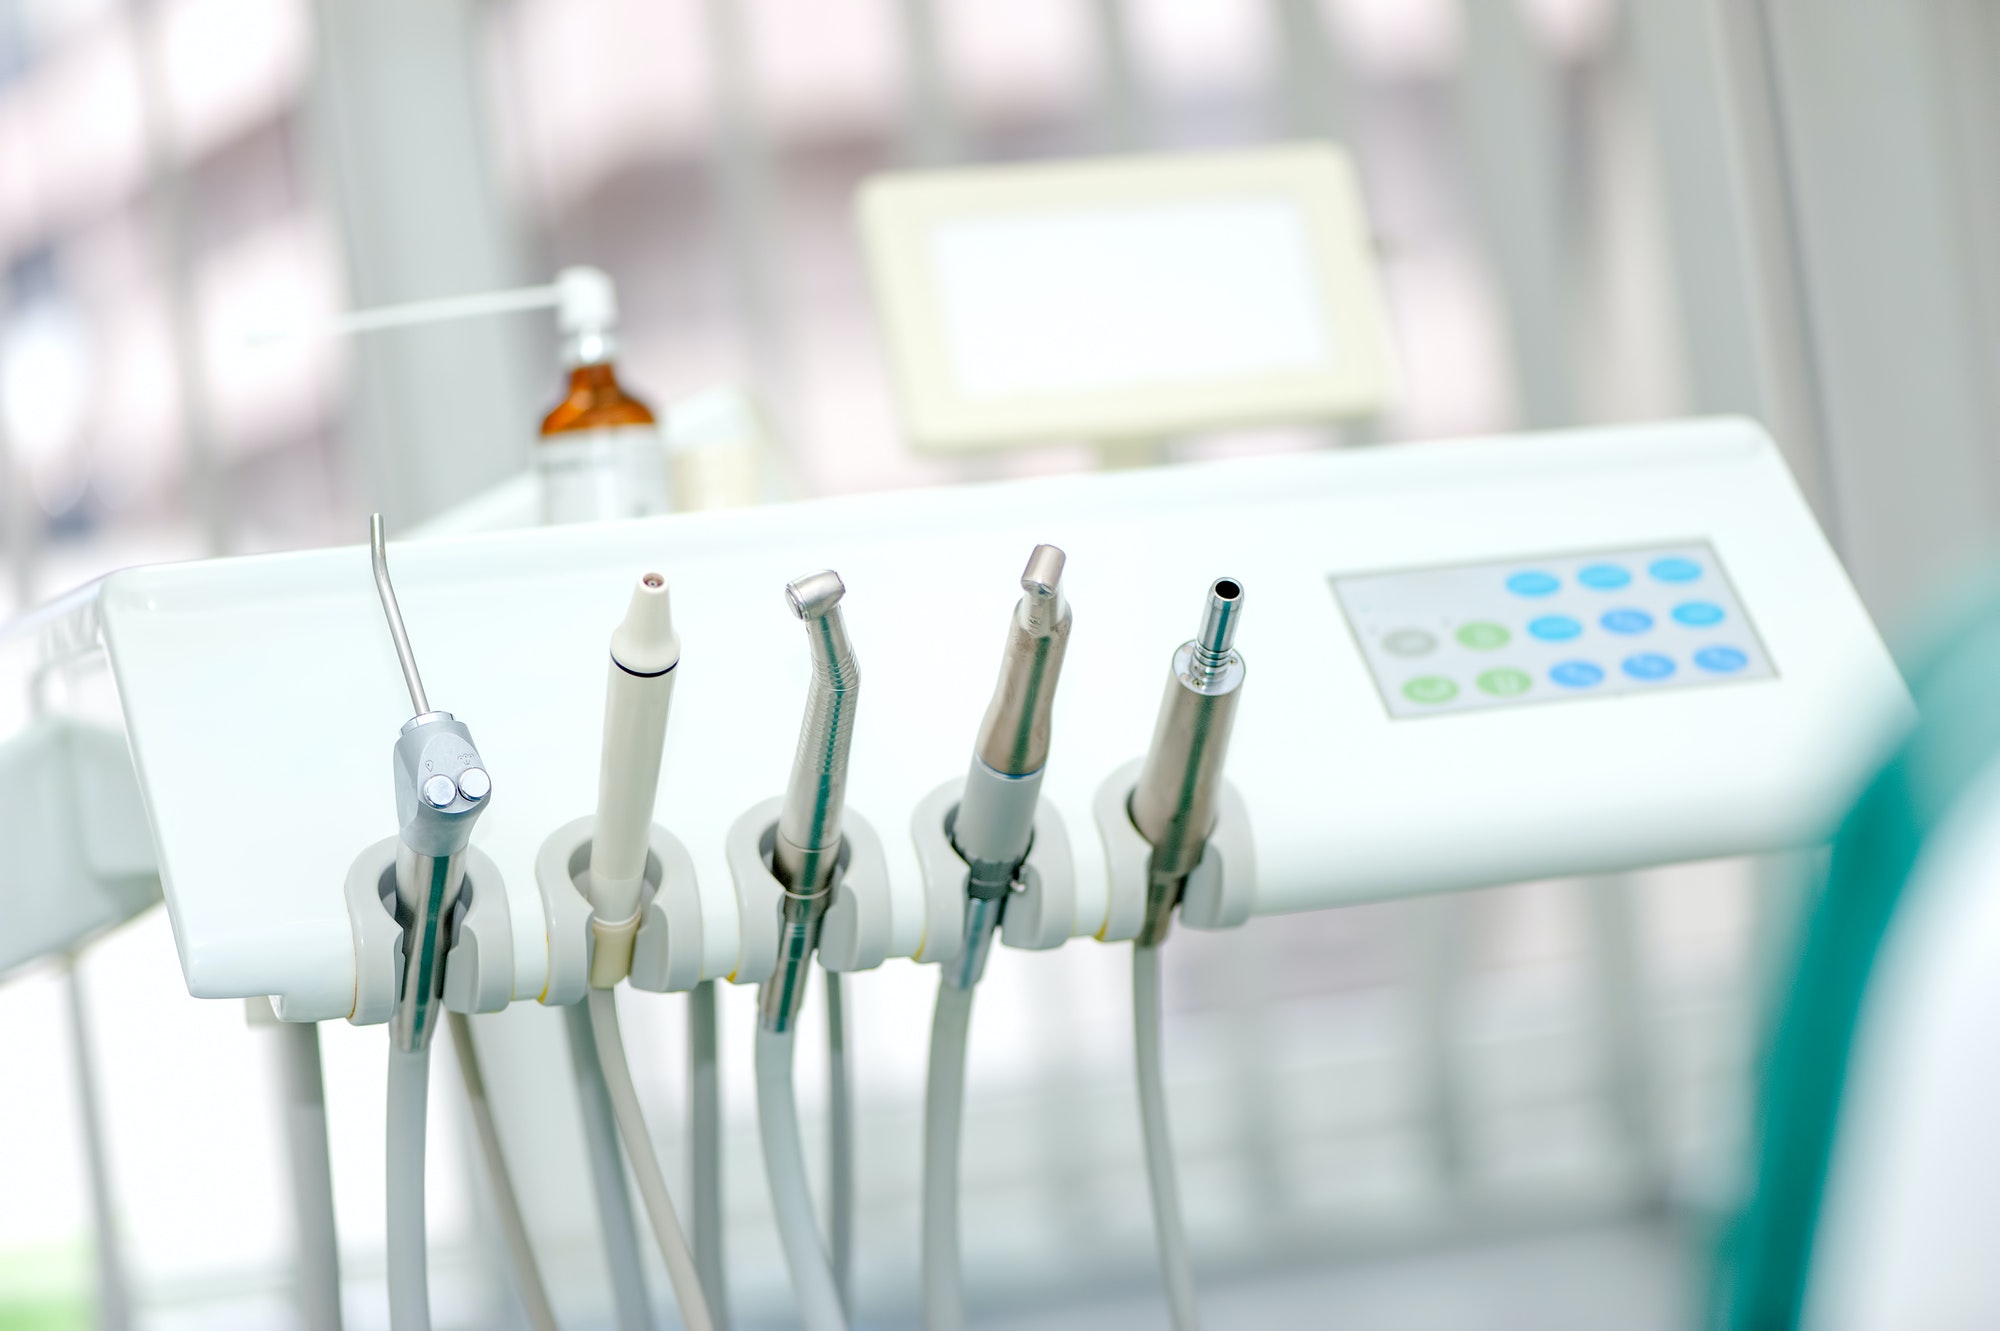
[370,515,491,1053]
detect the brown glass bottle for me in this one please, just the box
[535,334,670,524]
[540,361,658,436]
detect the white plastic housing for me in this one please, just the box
[909,777,1077,960]
[0,718,160,974]
[1092,758,1256,942]
[534,815,703,1004]
[84,419,1907,1017]
[724,798,892,982]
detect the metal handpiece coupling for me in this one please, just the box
[1130,578,1246,947]
[946,545,1072,989]
[762,570,860,1032]
[370,516,491,1053]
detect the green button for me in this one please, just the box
[1477,667,1533,697]
[1403,676,1458,705]
[1456,621,1510,650]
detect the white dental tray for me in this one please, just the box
[92,418,1908,1018]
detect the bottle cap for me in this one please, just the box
[557,265,618,334]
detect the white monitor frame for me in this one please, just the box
[858,144,1397,452]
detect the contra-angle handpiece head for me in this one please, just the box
[1130,577,1246,947]
[945,544,1073,990]
[370,514,491,1052]
[762,570,860,1031]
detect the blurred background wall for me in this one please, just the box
[0,0,1995,1326]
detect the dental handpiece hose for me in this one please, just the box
[924,547,1071,1331]
[758,571,859,1331]
[369,516,496,1331]
[578,573,717,1331]
[1127,578,1247,1331]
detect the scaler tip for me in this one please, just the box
[610,571,679,674]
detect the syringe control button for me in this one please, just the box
[456,767,491,801]
[422,774,458,808]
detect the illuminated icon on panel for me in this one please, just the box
[1550,661,1604,688]
[1601,609,1654,635]
[1403,676,1458,705]
[1623,653,1676,681]
[1650,556,1702,583]
[1577,563,1631,590]
[1695,646,1749,673]
[1456,622,1509,650]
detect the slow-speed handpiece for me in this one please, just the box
[1123,576,1246,1331]
[1130,577,1246,946]
[946,544,1070,987]
[922,545,1072,1331]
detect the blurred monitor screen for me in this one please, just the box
[860,145,1395,452]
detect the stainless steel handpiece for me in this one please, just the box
[761,570,860,1032]
[371,515,492,1053]
[1129,578,1246,947]
[946,544,1071,989]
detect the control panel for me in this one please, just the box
[1333,543,1774,719]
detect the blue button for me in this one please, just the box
[1694,646,1749,673]
[1623,653,1676,681]
[1529,615,1582,642]
[1550,660,1604,689]
[1673,601,1725,627]
[1600,608,1654,635]
[1650,556,1703,583]
[1577,563,1631,590]
[1506,570,1560,597]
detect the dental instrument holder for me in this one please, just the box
[344,837,513,1023]
[727,797,892,998]
[534,815,704,1002]
[910,780,1076,966]
[1092,758,1257,941]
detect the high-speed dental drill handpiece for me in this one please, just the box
[587,571,680,984]
[761,570,860,1033]
[946,545,1071,988]
[1130,578,1245,947]
[371,514,492,1054]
